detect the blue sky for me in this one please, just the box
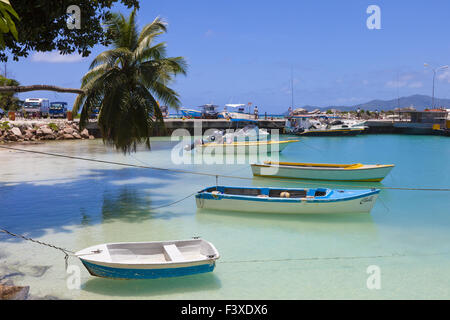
[4,0,450,113]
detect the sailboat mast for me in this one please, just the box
[291,67,294,109]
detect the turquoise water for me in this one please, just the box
[0,134,449,299]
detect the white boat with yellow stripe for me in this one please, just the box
[196,139,298,154]
[251,161,394,182]
[75,239,220,280]
[196,186,380,214]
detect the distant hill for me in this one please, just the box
[302,94,450,112]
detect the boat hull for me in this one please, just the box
[196,190,380,214]
[80,259,216,280]
[299,128,364,136]
[251,164,394,182]
[181,109,202,118]
[196,140,298,154]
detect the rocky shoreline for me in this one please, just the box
[0,120,95,143]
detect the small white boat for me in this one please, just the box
[251,161,394,182]
[75,239,220,280]
[196,186,380,214]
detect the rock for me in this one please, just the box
[10,127,22,138]
[72,132,81,139]
[41,127,53,135]
[80,129,89,139]
[88,135,95,140]
[0,283,29,300]
[36,129,44,136]
[63,127,74,135]
[24,131,33,140]
[43,134,56,140]
[63,134,74,139]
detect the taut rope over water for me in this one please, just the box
[0,145,449,192]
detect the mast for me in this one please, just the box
[291,67,294,110]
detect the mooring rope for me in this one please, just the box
[1,145,449,192]
[0,228,74,269]
[221,250,450,264]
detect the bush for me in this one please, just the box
[48,122,59,131]
[0,121,11,130]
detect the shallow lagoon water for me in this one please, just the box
[0,134,449,299]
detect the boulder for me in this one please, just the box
[0,283,29,300]
[80,129,89,139]
[89,135,95,140]
[63,127,74,135]
[72,132,81,139]
[10,127,22,138]
[63,133,74,140]
[43,134,56,140]
[41,127,53,135]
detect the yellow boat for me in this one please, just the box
[251,161,394,181]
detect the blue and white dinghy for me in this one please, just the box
[196,186,380,214]
[75,239,220,280]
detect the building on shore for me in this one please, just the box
[393,108,448,134]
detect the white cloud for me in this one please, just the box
[385,80,407,88]
[408,81,423,88]
[385,73,421,89]
[438,70,450,83]
[31,51,85,63]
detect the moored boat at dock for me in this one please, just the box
[196,186,380,214]
[251,161,394,181]
[75,239,220,280]
[195,139,298,154]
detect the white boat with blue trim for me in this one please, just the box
[251,161,394,182]
[196,186,380,214]
[75,239,220,280]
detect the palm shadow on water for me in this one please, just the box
[0,167,191,239]
[81,272,222,297]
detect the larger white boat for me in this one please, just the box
[75,239,220,280]
[196,186,380,214]
[221,104,255,120]
[286,116,365,136]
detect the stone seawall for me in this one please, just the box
[0,120,95,143]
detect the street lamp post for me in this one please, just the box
[424,63,448,108]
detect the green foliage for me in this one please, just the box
[0,74,20,111]
[1,0,139,61]
[325,109,333,114]
[48,122,59,131]
[73,9,187,153]
[0,0,19,49]
[0,120,10,130]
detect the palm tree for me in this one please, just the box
[72,9,187,153]
[0,0,19,48]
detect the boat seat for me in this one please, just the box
[163,244,185,262]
